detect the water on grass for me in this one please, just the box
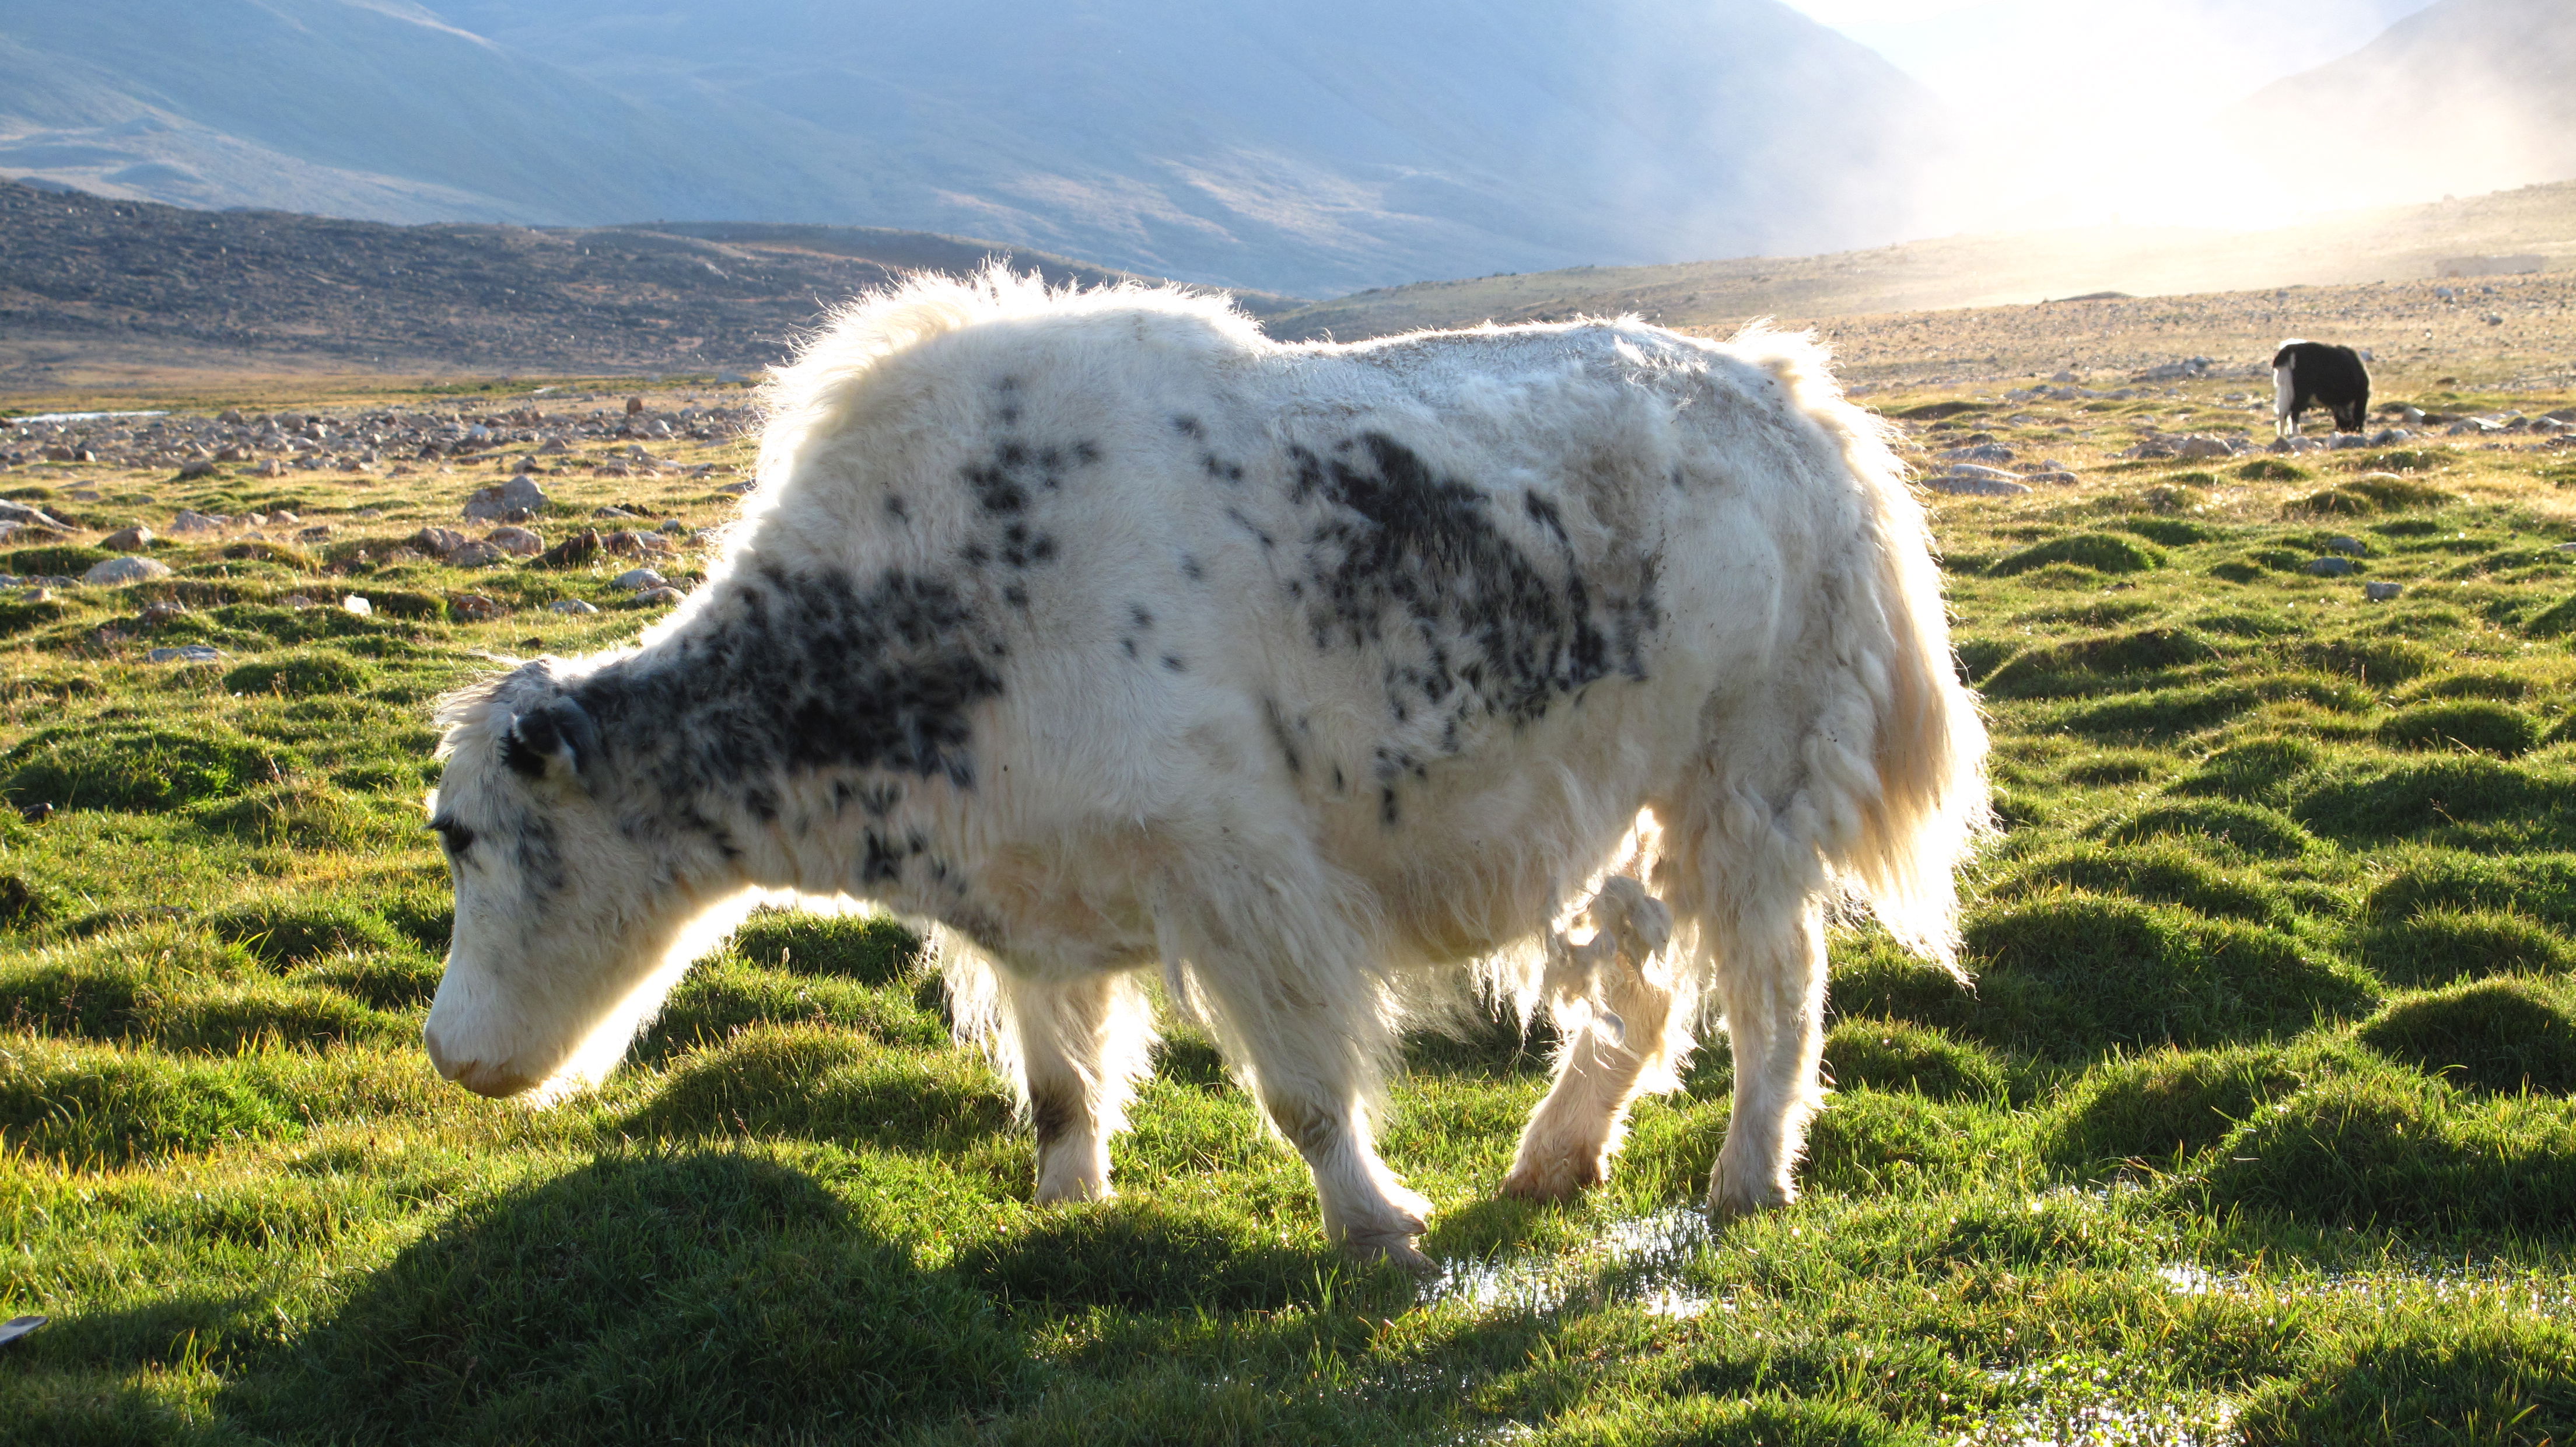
[1429,1204,1718,1319]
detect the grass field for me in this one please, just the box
[5,364,2576,1445]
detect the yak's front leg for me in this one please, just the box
[1198,967,1434,1270]
[1002,970,1157,1204]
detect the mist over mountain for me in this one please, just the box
[0,0,1952,296]
[2232,0,2576,205]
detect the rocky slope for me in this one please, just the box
[0,181,1278,389]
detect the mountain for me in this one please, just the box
[2231,0,2576,203]
[0,0,1954,296]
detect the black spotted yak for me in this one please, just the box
[418,271,1990,1270]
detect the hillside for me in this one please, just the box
[0,0,1949,297]
[2234,0,2576,206]
[0,181,1290,392]
[1266,180,2576,342]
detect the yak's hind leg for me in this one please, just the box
[1158,857,1434,1271]
[991,969,1158,1204]
[1503,876,1686,1202]
[1658,784,1837,1220]
[1698,897,1829,1217]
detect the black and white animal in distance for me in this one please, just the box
[2273,338,2371,436]
[418,272,1990,1269]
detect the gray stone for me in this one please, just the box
[548,598,600,614]
[2326,537,2367,555]
[99,526,152,550]
[635,585,685,606]
[145,644,220,663]
[82,555,172,586]
[0,499,69,529]
[716,480,757,495]
[1940,443,2015,464]
[613,567,668,591]
[1923,474,2031,497]
[447,541,508,568]
[463,475,550,522]
[412,526,469,555]
[485,526,544,557]
[342,595,373,616]
[2305,557,2359,576]
[2364,582,2403,601]
[169,509,226,534]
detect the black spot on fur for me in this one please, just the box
[885,494,909,523]
[1160,655,1185,673]
[862,830,904,884]
[1129,604,1154,629]
[1285,432,1657,735]
[1171,415,1205,438]
[576,565,1007,801]
[1262,697,1303,777]
[1179,554,1205,582]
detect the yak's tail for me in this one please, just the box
[1735,323,1993,976]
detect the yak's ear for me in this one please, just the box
[502,697,602,787]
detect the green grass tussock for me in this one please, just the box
[1985,532,2164,577]
[2358,977,2576,1096]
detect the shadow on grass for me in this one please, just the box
[958,1201,1346,1313]
[220,1149,1031,1445]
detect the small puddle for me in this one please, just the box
[10,410,168,424]
[1429,1204,1718,1319]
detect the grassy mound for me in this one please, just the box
[0,724,281,811]
[1986,533,2165,577]
[2358,977,2576,1095]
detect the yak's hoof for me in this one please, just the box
[1501,1155,1604,1204]
[1344,1230,1438,1277]
[1707,1178,1794,1224]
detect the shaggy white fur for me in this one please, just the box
[421,270,1990,1267]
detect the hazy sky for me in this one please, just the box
[1777,0,2448,229]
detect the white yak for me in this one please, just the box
[419,272,1988,1269]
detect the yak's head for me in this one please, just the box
[421,660,751,1102]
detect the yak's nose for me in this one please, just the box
[423,1021,537,1099]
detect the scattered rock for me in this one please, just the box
[635,585,684,606]
[446,540,508,567]
[2325,537,2367,555]
[2305,557,2360,576]
[138,601,188,627]
[280,593,317,609]
[657,519,690,535]
[716,480,757,495]
[1924,475,2031,497]
[342,595,373,616]
[2365,582,2403,602]
[145,644,220,663]
[412,526,469,555]
[99,525,152,550]
[296,525,332,543]
[169,509,226,534]
[1940,443,2014,464]
[82,555,172,586]
[176,459,219,479]
[485,526,544,557]
[594,505,639,519]
[463,474,550,522]
[537,528,603,567]
[614,567,668,592]
[0,500,70,530]
[2172,436,2233,460]
[451,594,507,620]
[625,396,646,415]
[548,597,600,614]
[604,528,674,557]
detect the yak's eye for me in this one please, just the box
[430,818,477,858]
